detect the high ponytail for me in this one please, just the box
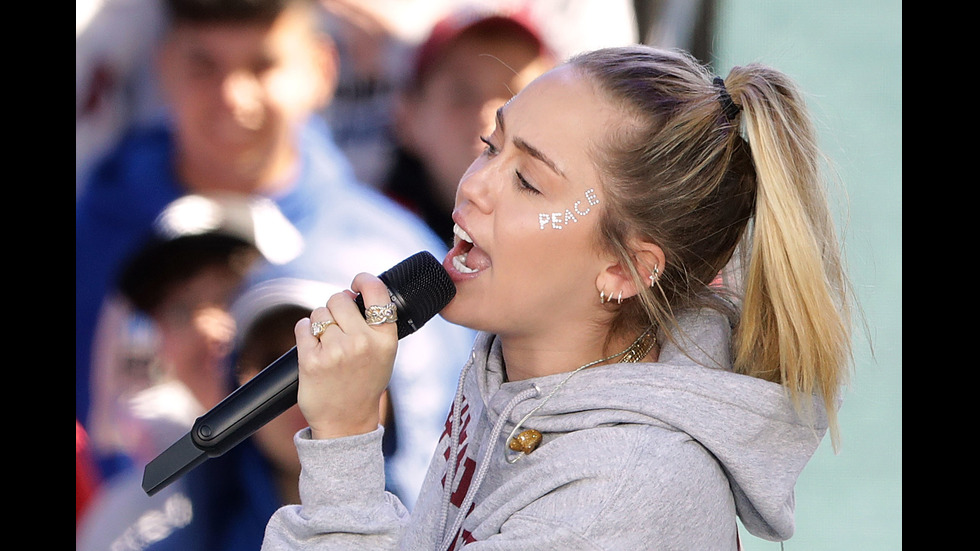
[570,46,853,448]
[724,66,852,449]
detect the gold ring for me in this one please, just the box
[364,302,398,326]
[310,320,336,338]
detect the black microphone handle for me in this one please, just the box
[190,289,401,457]
[143,251,455,496]
[191,346,300,457]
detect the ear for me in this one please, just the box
[309,32,341,110]
[594,240,665,301]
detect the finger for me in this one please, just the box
[351,273,398,334]
[324,290,364,331]
[305,306,339,342]
[310,320,338,340]
[295,317,315,352]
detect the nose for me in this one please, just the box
[455,154,498,215]
[221,71,265,130]
[455,97,512,215]
[193,305,237,358]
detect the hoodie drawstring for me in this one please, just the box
[439,381,541,551]
[437,357,473,542]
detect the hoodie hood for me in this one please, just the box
[463,308,827,541]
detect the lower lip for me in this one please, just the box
[443,245,482,284]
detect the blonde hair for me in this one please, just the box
[570,46,853,448]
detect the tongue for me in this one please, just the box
[464,245,491,271]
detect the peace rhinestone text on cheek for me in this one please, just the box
[538,188,599,230]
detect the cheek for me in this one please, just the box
[262,78,302,121]
[167,86,208,127]
[534,188,603,232]
[264,63,322,121]
[500,195,604,288]
[496,209,590,277]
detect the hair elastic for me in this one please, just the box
[713,77,741,122]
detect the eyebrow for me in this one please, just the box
[496,107,566,179]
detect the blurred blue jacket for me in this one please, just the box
[76,117,475,506]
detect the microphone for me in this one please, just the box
[142,251,456,496]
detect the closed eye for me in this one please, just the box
[479,135,498,157]
[515,170,540,195]
[480,136,540,194]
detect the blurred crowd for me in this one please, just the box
[76,1,716,549]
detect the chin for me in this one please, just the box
[438,297,499,335]
[438,298,478,331]
[438,298,465,326]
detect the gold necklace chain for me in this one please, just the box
[504,325,657,462]
[620,325,658,363]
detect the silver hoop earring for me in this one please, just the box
[599,290,607,304]
[649,266,660,287]
[617,291,623,304]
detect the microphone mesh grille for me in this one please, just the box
[380,251,456,339]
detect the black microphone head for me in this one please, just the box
[377,251,456,339]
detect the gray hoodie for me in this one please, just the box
[262,309,828,550]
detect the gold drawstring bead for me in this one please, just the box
[508,429,542,454]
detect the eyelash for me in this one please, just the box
[514,170,538,195]
[479,135,498,157]
[479,135,540,195]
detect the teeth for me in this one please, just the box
[453,253,477,273]
[452,224,479,273]
[454,223,473,244]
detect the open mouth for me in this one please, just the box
[450,224,489,274]
[452,224,477,273]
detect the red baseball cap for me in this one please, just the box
[410,6,552,89]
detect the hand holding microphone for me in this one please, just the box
[297,272,400,441]
[142,251,456,496]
